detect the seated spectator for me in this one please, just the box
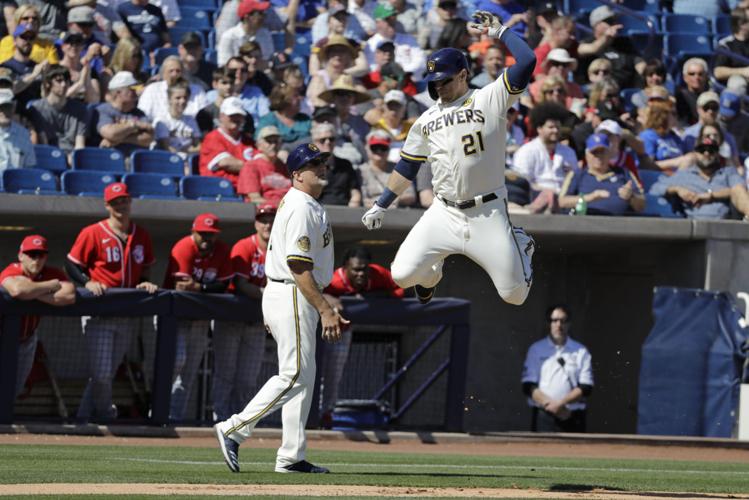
[100,38,146,93]
[0,89,34,172]
[359,130,416,207]
[683,91,740,167]
[215,0,284,42]
[307,35,361,108]
[435,17,471,51]
[0,235,75,398]
[0,6,58,65]
[178,32,215,91]
[391,0,422,36]
[25,0,66,40]
[60,5,110,76]
[57,32,100,104]
[349,0,376,38]
[675,58,710,126]
[364,3,426,82]
[28,65,88,157]
[312,3,368,45]
[719,90,749,155]
[319,75,371,162]
[700,124,738,168]
[531,76,580,140]
[1,23,47,115]
[584,58,612,91]
[310,35,369,82]
[505,102,525,170]
[513,102,578,214]
[256,83,311,148]
[151,0,182,28]
[638,100,691,171]
[217,0,273,66]
[196,67,238,135]
[369,89,415,163]
[713,9,749,83]
[313,122,361,206]
[650,136,749,220]
[595,119,653,180]
[237,125,290,204]
[630,59,669,111]
[224,56,269,126]
[362,40,394,87]
[559,133,645,216]
[269,56,311,114]
[471,46,505,88]
[154,78,202,159]
[138,56,206,122]
[199,96,255,189]
[238,41,273,97]
[475,0,527,38]
[116,0,170,57]
[527,48,583,107]
[96,71,154,156]
[533,16,576,77]
[66,0,129,42]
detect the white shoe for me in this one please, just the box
[512,226,535,286]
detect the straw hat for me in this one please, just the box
[318,75,371,104]
[320,34,358,60]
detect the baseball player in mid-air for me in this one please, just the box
[362,11,537,306]
[215,143,347,474]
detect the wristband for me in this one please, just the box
[376,188,397,209]
[489,25,508,40]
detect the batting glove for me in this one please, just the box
[362,204,387,230]
[469,10,507,39]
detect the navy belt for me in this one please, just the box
[438,192,498,210]
[268,278,292,284]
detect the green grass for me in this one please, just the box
[1,444,748,495]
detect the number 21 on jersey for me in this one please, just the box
[462,131,485,156]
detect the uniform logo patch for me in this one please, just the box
[308,143,320,152]
[462,98,473,107]
[133,245,144,264]
[427,60,436,73]
[297,236,311,252]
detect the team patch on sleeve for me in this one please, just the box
[503,71,525,95]
[296,236,311,252]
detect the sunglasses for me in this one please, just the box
[549,60,569,67]
[549,318,568,324]
[53,75,70,83]
[20,15,39,21]
[696,147,718,155]
[370,145,389,154]
[544,88,566,95]
[24,251,47,259]
[687,71,706,77]
[703,103,719,112]
[19,34,35,41]
[318,137,335,143]
[592,69,610,75]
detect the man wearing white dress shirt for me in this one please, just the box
[217,0,274,66]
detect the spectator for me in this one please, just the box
[312,3,367,44]
[214,0,284,42]
[528,48,583,106]
[533,75,580,140]
[512,102,578,214]
[318,74,371,162]
[320,245,404,423]
[359,130,416,207]
[66,0,130,42]
[313,122,362,206]
[309,32,369,81]
[475,0,527,37]
[362,62,422,121]
[116,0,170,56]
[630,59,669,111]
[150,0,182,28]
[217,0,273,66]
[682,91,740,167]
[1,22,47,114]
[225,55,270,126]
[559,133,645,215]
[256,83,311,147]
[138,56,207,122]
[0,88,35,172]
[505,102,525,169]
[364,3,426,81]
[390,0,421,36]
[28,65,88,157]
[675,58,710,126]
[533,16,576,77]
[521,304,593,432]
[238,41,273,97]
[714,9,749,83]
[66,182,158,423]
[237,125,290,204]
[639,100,691,171]
[362,40,394,87]
[0,235,75,398]
[471,46,505,88]
[650,136,749,220]
[178,32,215,91]
[348,0,376,37]
[719,90,749,155]
[163,213,233,420]
[60,5,110,76]
[196,67,237,135]
[584,58,612,89]
[307,35,360,108]
[0,5,57,65]
[419,1,463,50]
[16,0,66,40]
[154,78,202,158]
[212,203,275,421]
[269,57,309,114]
[595,119,653,181]
[435,17,471,51]
[100,38,146,92]
[96,71,154,156]
[369,89,415,163]
[57,32,100,104]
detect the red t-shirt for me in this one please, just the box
[163,235,233,289]
[324,263,405,298]
[68,220,155,288]
[0,263,68,342]
[199,128,256,188]
[236,154,291,205]
[230,234,267,288]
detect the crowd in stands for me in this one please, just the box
[2,0,749,219]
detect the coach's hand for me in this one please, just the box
[362,204,387,230]
[85,280,107,296]
[320,307,349,343]
[136,281,159,294]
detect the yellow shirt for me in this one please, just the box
[0,36,59,64]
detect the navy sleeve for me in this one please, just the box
[394,157,422,181]
[501,29,536,93]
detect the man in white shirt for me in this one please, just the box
[217,0,274,66]
[138,56,206,122]
[0,89,34,172]
[364,3,426,81]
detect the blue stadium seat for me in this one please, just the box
[33,145,68,174]
[663,14,710,34]
[564,0,599,20]
[641,194,685,218]
[131,150,185,176]
[714,15,731,36]
[177,0,218,8]
[291,30,312,59]
[174,8,213,30]
[665,34,712,58]
[207,29,216,50]
[619,87,641,113]
[204,48,217,65]
[2,168,58,195]
[630,32,663,60]
[71,148,126,173]
[61,170,120,197]
[123,173,180,199]
[180,175,242,202]
[272,31,286,53]
[627,0,663,13]
[619,16,656,35]
[639,170,667,193]
[154,47,179,66]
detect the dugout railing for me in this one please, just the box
[0,289,471,431]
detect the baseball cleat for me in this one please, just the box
[275,460,330,473]
[214,424,240,473]
[415,284,436,304]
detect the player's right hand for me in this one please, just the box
[362,204,387,230]
[85,280,107,296]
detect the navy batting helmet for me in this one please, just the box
[424,48,470,99]
[287,143,331,173]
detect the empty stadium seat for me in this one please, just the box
[61,170,120,197]
[627,0,662,13]
[71,148,126,173]
[204,48,217,65]
[663,14,710,34]
[564,0,600,19]
[630,32,663,60]
[123,173,180,199]
[642,194,685,218]
[272,31,286,53]
[177,0,218,8]
[2,168,58,195]
[665,34,712,58]
[291,30,312,59]
[154,47,179,66]
[33,145,68,174]
[618,16,656,35]
[131,150,185,176]
[174,8,213,30]
[180,175,242,202]
[639,170,666,193]
[714,15,731,36]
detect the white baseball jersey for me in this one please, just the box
[265,187,334,289]
[400,75,522,201]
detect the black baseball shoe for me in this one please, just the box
[214,424,240,473]
[275,460,330,473]
[415,284,436,304]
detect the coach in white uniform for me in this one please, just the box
[361,11,537,306]
[215,143,348,474]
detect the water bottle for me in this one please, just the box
[574,195,587,216]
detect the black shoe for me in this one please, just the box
[415,284,435,305]
[275,460,330,473]
[214,424,240,473]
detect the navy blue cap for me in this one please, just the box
[585,133,610,151]
[286,143,331,173]
[720,91,741,119]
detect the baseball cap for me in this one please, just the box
[380,61,405,81]
[373,3,397,19]
[0,89,15,105]
[586,133,610,152]
[696,90,720,108]
[220,96,247,116]
[595,119,622,136]
[104,182,130,203]
[376,40,395,52]
[589,5,616,27]
[255,203,277,217]
[312,105,336,121]
[720,91,741,119]
[286,143,331,173]
[695,137,720,153]
[192,213,221,233]
[546,48,576,65]
[67,5,95,24]
[384,89,406,105]
[368,134,391,147]
[62,32,85,45]
[20,235,48,254]
[108,71,138,91]
[13,23,34,38]
[237,0,270,18]
[257,125,281,140]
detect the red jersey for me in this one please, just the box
[324,263,405,298]
[236,154,291,205]
[230,234,267,288]
[68,220,155,288]
[0,263,68,342]
[163,235,233,289]
[199,128,256,188]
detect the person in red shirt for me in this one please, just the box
[66,182,158,423]
[212,203,276,421]
[164,212,233,421]
[1,235,75,397]
[199,96,256,189]
[320,246,404,423]
[236,126,291,205]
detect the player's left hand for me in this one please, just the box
[136,281,159,294]
[362,204,387,230]
[321,307,350,343]
[468,10,504,37]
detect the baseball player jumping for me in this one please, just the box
[362,12,537,306]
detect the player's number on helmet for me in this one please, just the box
[462,131,485,156]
